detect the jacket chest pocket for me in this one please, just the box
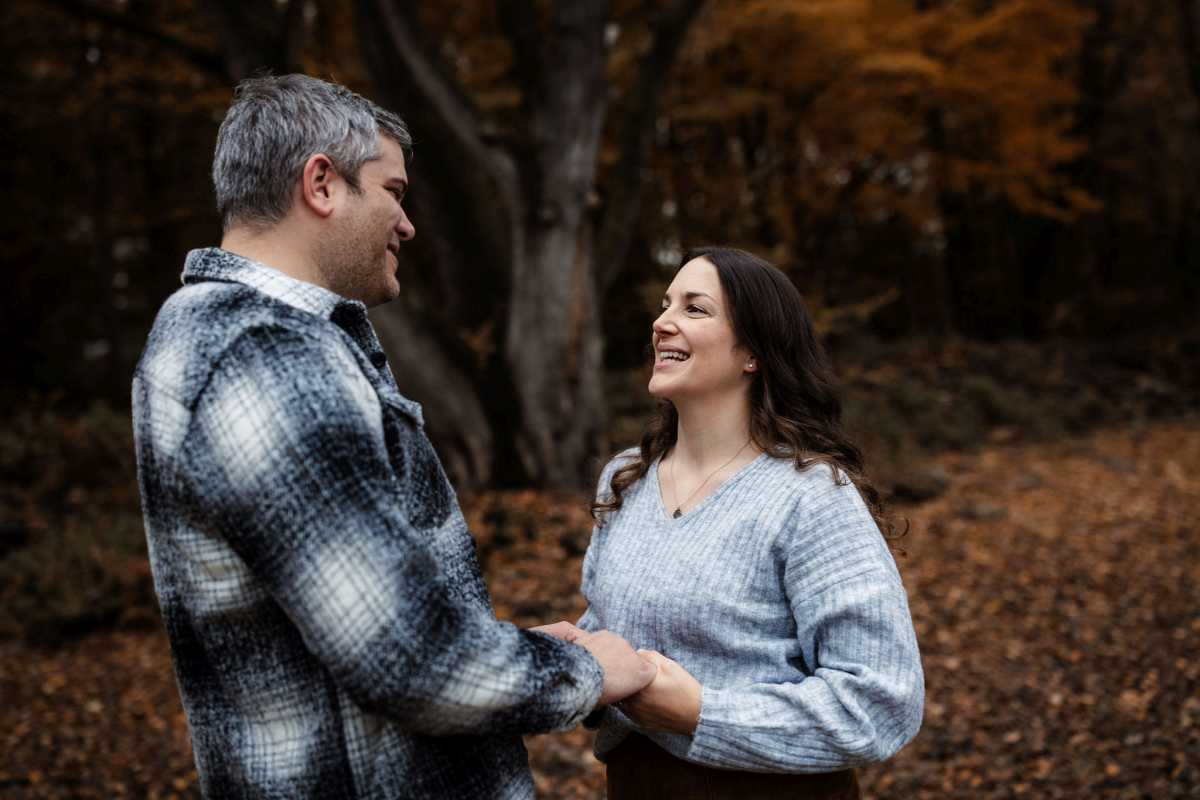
[379,399,453,531]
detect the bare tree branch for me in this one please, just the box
[595,0,705,295]
[355,0,522,280]
[355,0,514,200]
[1180,0,1200,109]
[491,0,543,218]
[369,303,495,486]
[495,0,543,112]
[41,0,227,80]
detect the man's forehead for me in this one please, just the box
[374,136,408,175]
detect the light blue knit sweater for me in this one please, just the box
[577,450,924,773]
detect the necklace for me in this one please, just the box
[668,439,752,519]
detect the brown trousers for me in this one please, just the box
[605,734,861,800]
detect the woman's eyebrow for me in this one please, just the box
[662,291,716,302]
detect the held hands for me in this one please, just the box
[529,623,702,731]
[617,650,702,736]
[530,622,657,706]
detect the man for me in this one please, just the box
[132,74,654,798]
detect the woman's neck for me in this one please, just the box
[671,391,756,470]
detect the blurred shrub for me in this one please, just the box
[826,335,1194,498]
[0,399,136,495]
[0,515,154,644]
[0,399,154,644]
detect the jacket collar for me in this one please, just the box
[181,247,362,321]
[181,247,425,428]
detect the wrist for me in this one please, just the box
[676,684,702,735]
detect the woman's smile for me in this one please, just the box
[655,346,691,369]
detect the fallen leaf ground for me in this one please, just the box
[1,418,1197,798]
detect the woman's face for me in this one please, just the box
[648,257,753,402]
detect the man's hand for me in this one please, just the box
[617,650,702,735]
[575,631,658,706]
[528,620,585,643]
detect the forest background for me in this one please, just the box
[1,0,1198,797]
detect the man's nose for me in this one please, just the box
[396,212,415,241]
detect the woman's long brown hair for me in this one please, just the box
[592,247,904,546]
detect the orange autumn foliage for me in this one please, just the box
[665,0,1096,249]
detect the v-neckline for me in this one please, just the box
[652,452,769,523]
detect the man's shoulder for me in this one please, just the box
[135,279,346,407]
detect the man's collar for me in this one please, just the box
[181,247,365,321]
[180,247,424,427]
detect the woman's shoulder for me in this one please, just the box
[601,445,641,478]
[760,455,849,493]
[593,446,644,498]
[759,455,873,524]
[761,456,894,565]
[608,445,642,467]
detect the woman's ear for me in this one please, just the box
[744,356,757,374]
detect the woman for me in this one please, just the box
[566,248,923,798]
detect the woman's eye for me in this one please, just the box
[688,305,705,314]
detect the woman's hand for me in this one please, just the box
[528,620,585,643]
[617,650,702,735]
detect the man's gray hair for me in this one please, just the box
[213,74,412,231]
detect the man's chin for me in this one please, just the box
[372,275,401,307]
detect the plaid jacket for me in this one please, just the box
[132,248,603,799]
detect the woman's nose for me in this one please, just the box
[652,309,675,335]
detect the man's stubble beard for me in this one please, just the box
[316,210,386,305]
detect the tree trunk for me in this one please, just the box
[352,0,700,487]
[918,108,957,337]
[502,0,610,485]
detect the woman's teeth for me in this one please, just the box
[660,351,690,362]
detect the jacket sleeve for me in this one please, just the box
[684,476,925,772]
[182,324,602,736]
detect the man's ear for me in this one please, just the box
[300,153,337,219]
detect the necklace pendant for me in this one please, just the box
[672,508,682,519]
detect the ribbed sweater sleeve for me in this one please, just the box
[576,450,633,636]
[685,478,924,771]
